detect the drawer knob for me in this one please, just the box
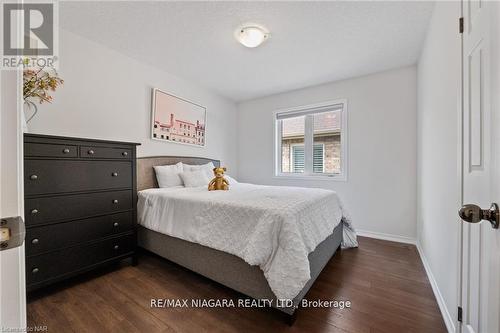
[114,245,119,250]
[32,268,39,274]
[112,199,119,204]
[31,238,39,244]
[62,148,70,154]
[112,172,118,177]
[113,222,119,227]
[31,209,38,215]
[88,150,95,155]
[30,174,38,180]
[122,151,128,156]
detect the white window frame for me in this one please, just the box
[274,99,348,181]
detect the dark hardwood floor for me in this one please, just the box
[27,236,447,333]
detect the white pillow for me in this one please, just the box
[153,162,183,188]
[179,170,210,188]
[183,162,215,179]
[225,175,238,184]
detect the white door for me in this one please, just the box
[0,70,27,329]
[460,1,500,333]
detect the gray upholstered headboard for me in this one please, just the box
[137,156,220,191]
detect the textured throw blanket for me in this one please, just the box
[138,183,357,300]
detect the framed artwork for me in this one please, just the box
[151,88,207,147]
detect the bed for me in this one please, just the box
[136,156,356,321]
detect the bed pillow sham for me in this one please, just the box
[153,162,184,188]
[225,175,238,184]
[179,169,210,188]
[183,162,215,179]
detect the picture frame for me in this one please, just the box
[151,88,207,147]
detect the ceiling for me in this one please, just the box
[60,1,434,102]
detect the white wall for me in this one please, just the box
[29,29,238,173]
[237,66,417,240]
[417,2,461,332]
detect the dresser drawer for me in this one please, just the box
[26,212,134,256]
[26,234,135,288]
[25,190,133,226]
[80,146,132,159]
[25,142,78,158]
[25,160,132,195]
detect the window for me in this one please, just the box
[275,100,347,180]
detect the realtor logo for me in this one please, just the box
[1,2,58,69]
[3,3,53,55]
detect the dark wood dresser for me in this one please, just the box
[24,133,140,291]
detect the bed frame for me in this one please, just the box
[136,156,343,321]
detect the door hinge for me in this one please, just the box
[459,17,464,34]
[458,306,463,322]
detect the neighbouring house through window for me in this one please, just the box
[290,144,325,173]
[275,100,347,180]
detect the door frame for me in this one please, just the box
[0,68,27,329]
[0,1,27,326]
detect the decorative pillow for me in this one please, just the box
[153,162,183,188]
[179,169,210,188]
[183,162,215,179]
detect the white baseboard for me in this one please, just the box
[356,229,416,244]
[416,243,456,333]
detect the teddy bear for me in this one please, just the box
[208,167,229,191]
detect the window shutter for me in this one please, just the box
[292,146,305,172]
[313,144,324,173]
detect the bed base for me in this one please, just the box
[137,222,342,319]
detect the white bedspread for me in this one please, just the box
[137,183,357,300]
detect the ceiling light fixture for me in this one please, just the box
[235,25,269,48]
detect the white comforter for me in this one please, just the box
[137,183,357,300]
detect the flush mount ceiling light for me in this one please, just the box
[235,25,270,48]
